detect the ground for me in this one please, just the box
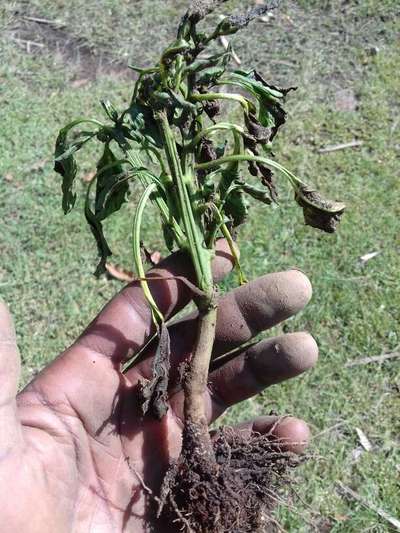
[0,0,399,530]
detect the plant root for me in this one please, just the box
[159,424,300,533]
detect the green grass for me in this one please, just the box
[1,1,399,530]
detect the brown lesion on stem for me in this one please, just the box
[182,291,218,458]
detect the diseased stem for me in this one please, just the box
[183,296,218,457]
[156,108,218,457]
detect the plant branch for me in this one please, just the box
[191,92,250,113]
[157,110,214,297]
[132,183,164,324]
[125,149,186,247]
[195,153,303,188]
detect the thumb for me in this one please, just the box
[0,300,22,453]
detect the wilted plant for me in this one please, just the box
[54,0,345,530]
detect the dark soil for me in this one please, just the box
[7,15,131,80]
[159,424,300,533]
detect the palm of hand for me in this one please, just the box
[0,244,317,532]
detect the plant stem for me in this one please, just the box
[185,122,245,151]
[132,182,164,324]
[183,298,218,456]
[191,92,250,114]
[125,149,186,247]
[156,110,213,294]
[157,109,218,456]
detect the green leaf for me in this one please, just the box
[196,66,226,86]
[161,38,190,64]
[94,144,129,221]
[54,121,99,214]
[84,186,112,277]
[224,189,248,227]
[100,99,119,122]
[54,128,78,214]
[128,102,163,148]
[162,223,175,252]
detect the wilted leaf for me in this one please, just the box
[128,102,163,148]
[295,185,345,233]
[225,189,248,227]
[138,322,171,420]
[242,183,272,204]
[54,125,97,214]
[95,144,129,221]
[163,223,175,252]
[54,128,78,214]
[224,70,296,140]
[214,3,280,36]
[84,193,112,277]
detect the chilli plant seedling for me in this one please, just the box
[54,0,345,530]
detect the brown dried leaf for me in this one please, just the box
[82,170,96,182]
[105,262,134,282]
[138,322,171,420]
[295,185,345,233]
[141,242,162,266]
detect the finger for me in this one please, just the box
[133,270,312,380]
[208,332,318,417]
[73,239,235,363]
[211,269,312,355]
[0,300,22,453]
[228,415,311,454]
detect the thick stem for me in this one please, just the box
[183,296,218,457]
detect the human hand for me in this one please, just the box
[0,241,318,532]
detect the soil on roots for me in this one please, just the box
[160,424,300,533]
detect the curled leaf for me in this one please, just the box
[203,99,221,120]
[198,138,217,163]
[245,111,271,143]
[95,144,129,220]
[223,70,295,140]
[161,38,190,64]
[242,183,272,205]
[225,189,248,227]
[138,322,171,420]
[84,191,112,277]
[295,185,345,233]
[54,129,78,214]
